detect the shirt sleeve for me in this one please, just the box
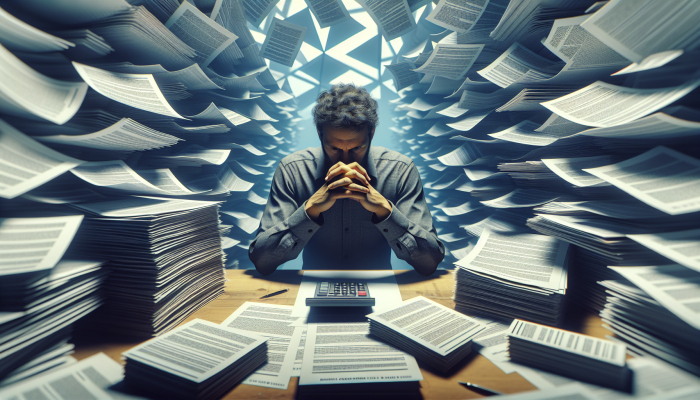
[248,162,322,275]
[372,162,445,275]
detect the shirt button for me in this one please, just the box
[308,229,313,233]
[383,229,388,232]
[345,228,349,231]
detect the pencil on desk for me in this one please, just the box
[459,381,503,396]
[260,288,289,299]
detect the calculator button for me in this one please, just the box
[358,291,367,296]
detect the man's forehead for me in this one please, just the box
[323,127,370,141]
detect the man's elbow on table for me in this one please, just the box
[249,248,279,276]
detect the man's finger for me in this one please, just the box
[325,164,348,181]
[345,170,368,186]
[335,189,367,200]
[345,183,370,192]
[347,162,370,182]
[327,176,351,189]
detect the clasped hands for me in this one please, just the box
[305,161,392,223]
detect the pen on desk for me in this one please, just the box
[459,381,503,396]
[259,288,289,299]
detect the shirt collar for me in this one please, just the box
[313,146,379,182]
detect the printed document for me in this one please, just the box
[259,18,307,67]
[611,264,700,330]
[221,302,301,389]
[455,229,570,291]
[541,80,700,128]
[73,62,186,119]
[165,1,237,67]
[0,119,84,199]
[627,229,700,273]
[299,322,422,385]
[356,0,417,41]
[584,146,700,215]
[0,215,84,275]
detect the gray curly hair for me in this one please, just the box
[312,83,379,136]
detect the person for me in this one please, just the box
[249,83,444,275]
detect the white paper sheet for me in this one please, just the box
[584,146,700,215]
[0,119,84,199]
[299,321,422,386]
[0,215,84,275]
[627,230,700,273]
[220,302,301,389]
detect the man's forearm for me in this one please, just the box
[249,202,322,275]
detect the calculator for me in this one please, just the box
[306,281,375,307]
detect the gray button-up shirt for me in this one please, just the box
[249,145,445,273]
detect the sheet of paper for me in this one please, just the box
[515,356,700,400]
[0,6,74,52]
[356,0,417,41]
[541,79,700,128]
[0,119,84,199]
[0,354,114,400]
[455,229,569,291]
[577,111,700,140]
[480,189,559,209]
[414,44,484,80]
[426,0,490,34]
[613,50,684,75]
[611,264,700,330]
[477,43,560,88]
[240,0,280,26]
[385,61,421,91]
[0,215,84,276]
[292,271,403,318]
[72,62,186,119]
[70,160,174,196]
[367,296,485,356]
[71,196,218,218]
[580,0,700,63]
[299,321,422,385]
[291,327,307,377]
[36,118,181,151]
[542,156,613,187]
[220,302,300,389]
[509,319,627,366]
[627,230,700,273]
[123,319,266,383]
[211,0,255,48]
[472,318,514,374]
[259,18,306,67]
[544,15,628,70]
[0,44,86,125]
[165,1,237,67]
[584,146,700,215]
[303,0,350,28]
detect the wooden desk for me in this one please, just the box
[73,270,607,399]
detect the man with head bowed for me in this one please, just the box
[249,83,444,275]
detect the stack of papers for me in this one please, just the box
[69,197,226,337]
[366,296,485,372]
[0,352,140,400]
[298,322,423,398]
[454,229,570,326]
[600,264,700,376]
[123,319,267,400]
[0,216,105,386]
[507,319,631,391]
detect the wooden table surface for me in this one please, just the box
[73,269,608,399]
